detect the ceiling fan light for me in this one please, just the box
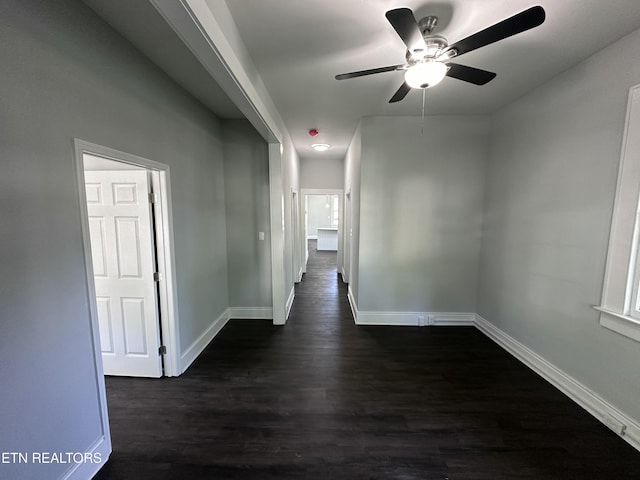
[404,61,447,89]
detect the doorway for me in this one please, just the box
[291,190,302,282]
[75,140,180,378]
[344,190,351,283]
[301,189,344,274]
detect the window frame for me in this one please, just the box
[594,84,640,342]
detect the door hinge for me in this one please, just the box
[153,272,163,282]
[159,345,167,355]
[148,192,158,204]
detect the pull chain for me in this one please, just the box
[421,88,426,135]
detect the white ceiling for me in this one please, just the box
[223,0,640,161]
[86,1,640,163]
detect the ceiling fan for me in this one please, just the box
[335,6,546,103]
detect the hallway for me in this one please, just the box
[95,242,640,479]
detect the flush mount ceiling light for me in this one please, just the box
[311,144,331,152]
[404,60,447,89]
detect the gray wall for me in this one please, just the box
[300,156,344,189]
[223,120,272,308]
[357,116,488,312]
[0,1,229,477]
[479,27,640,421]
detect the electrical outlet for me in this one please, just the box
[418,316,425,326]
[603,414,627,436]
[427,316,435,326]
[258,232,265,241]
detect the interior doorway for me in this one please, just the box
[291,190,302,282]
[301,188,344,273]
[75,140,180,378]
[344,190,351,283]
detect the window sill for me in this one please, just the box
[593,306,640,343]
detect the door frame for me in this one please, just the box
[291,189,303,283]
[344,189,351,283]
[301,188,344,273]
[74,139,181,378]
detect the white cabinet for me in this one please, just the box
[317,227,338,251]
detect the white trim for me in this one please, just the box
[291,188,304,284]
[180,309,230,374]
[285,285,295,319]
[475,314,640,451]
[355,311,475,326]
[74,139,181,377]
[60,435,110,480]
[151,171,181,377]
[307,235,318,240]
[594,306,640,342]
[343,189,351,284]
[228,307,273,320]
[71,144,112,468]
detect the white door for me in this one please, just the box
[85,170,162,378]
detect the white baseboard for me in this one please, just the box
[228,307,273,320]
[61,434,111,480]
[285,285,295,319]
[355,310,475,326]
[180,309,230,374]
[475,314,640,452]
[346,292,473,327]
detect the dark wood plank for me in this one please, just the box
[94,240,640,479]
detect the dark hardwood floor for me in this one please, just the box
[95,240,640,479]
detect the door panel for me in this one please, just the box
[85,170,162,378]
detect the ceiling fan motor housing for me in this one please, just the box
[406,31,449,64]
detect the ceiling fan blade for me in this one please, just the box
[389,82,411,103]
[446,63,496,85]
[444,6,545,58]
[385,8,427,55]
[335,65,404,80]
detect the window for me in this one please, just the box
[331,195,339,227]
[594,84,640,342]
[628,198,640,320]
